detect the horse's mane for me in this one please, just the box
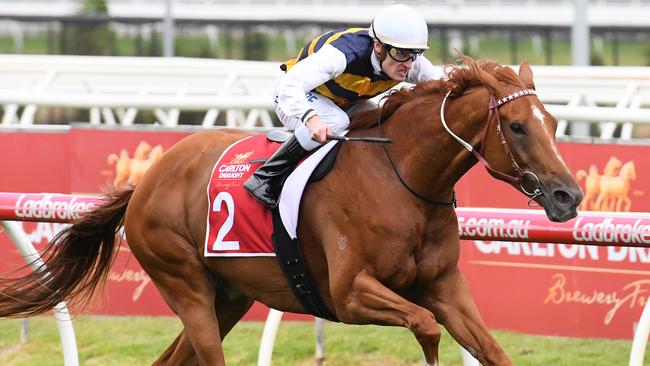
[350,55,526,131]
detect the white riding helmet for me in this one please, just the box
[368,4,429,50]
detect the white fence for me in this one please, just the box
[0,55,277,128]
[1,54,650,139]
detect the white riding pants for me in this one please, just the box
[274,91,377,151]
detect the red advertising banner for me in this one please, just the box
[456,143,648,339]
[0,128,647,338]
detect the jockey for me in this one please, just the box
[244,3,444,207]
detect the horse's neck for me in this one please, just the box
[380,88,490,200]
[621,163,635,181]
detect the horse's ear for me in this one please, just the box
[518,61,536,90]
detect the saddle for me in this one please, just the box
[263,129,340,183]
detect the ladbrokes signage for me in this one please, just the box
[13,193,99,221]
[0,128,647,337]
[458,212,650,245]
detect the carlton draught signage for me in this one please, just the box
[0,128,648,337]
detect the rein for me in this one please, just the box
[377,107,457,207]
[440,89,543,206]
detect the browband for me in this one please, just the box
[494,89,536,107]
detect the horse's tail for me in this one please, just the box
[0,189,134,317]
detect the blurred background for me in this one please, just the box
[1,3,650,365]
[1,0,649,65]
[0,0,649,137]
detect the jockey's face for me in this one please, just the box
[373,41,416,81]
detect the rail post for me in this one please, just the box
[1,220,79,366]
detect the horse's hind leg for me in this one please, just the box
[153,332,196,366]
[153,284,254,366]
[127,227,227,366]
[150,263,224,365]
[423,267,513,366]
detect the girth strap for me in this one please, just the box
[271,208,339,322]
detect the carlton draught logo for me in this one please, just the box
[14,194,97,221]
[230,151,253,164]
[107,141,165,188]
[576,156,637,212]
[217,151,253,179]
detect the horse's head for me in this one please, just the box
[604,156,623,176]
[134,141,152,160]
[465,55,583,222]
[621,161,637,181]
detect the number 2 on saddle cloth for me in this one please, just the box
[204,134,338,257]
[204,134,274,256]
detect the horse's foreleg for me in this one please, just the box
[332,271,441,365]
[581,193,593,211]
[422,267,513,366]
[594,194,605,211]
[618,196,631,212]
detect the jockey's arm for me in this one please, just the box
[275,44,347,123]
[406,56,445,84]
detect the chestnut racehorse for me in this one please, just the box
[0,55,582,365]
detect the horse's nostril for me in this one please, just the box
[553,189,574,206]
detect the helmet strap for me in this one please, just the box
[373,40,389,73]
[377,48,387,63]
[377,48,392,79]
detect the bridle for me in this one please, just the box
[440,89,544,206]
[377,87,543,207]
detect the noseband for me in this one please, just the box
[440,89,543,206]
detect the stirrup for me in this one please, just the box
[244,176,278,207]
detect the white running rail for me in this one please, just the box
[1,55,650,139]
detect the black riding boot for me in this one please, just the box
[243,134,309,208]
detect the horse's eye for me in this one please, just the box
[510,122,525,135]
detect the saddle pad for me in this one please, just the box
[204,135,276,257]
[204,134,341,257]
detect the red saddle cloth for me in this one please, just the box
[204,135,278,257]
